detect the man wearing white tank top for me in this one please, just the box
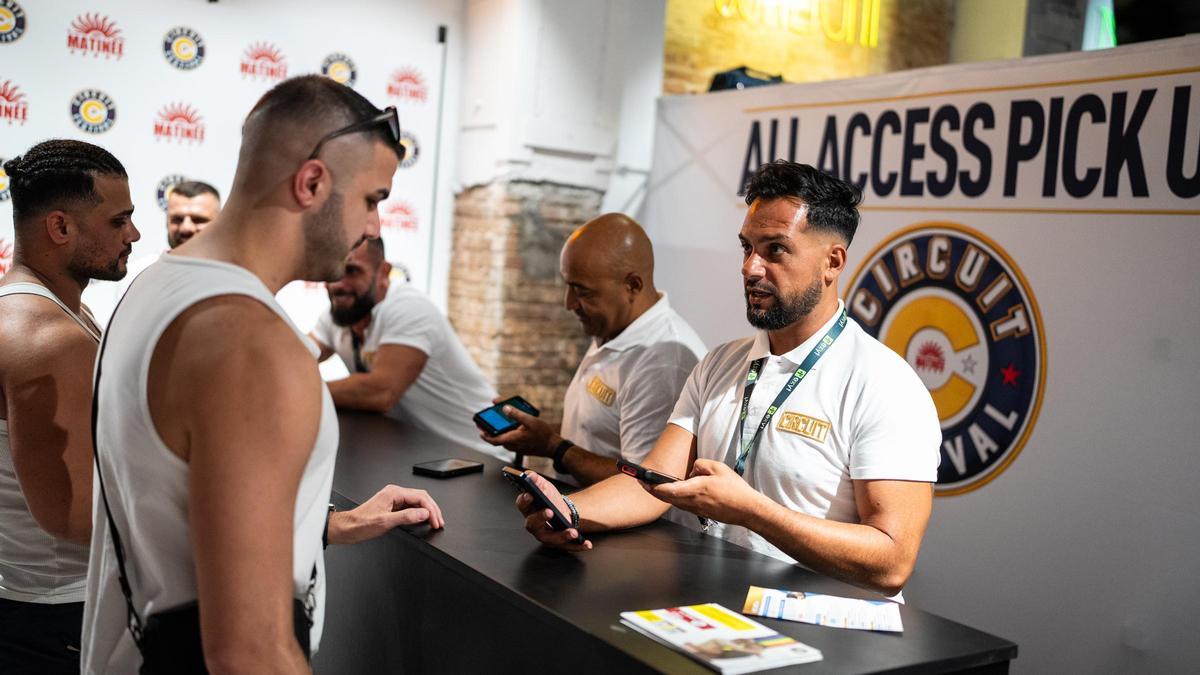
[0,140,140,673]
[83,76,444,674]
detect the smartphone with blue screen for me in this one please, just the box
[473,396,540,436]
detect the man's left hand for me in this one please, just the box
[328,484,445,545]
[480,404,560,457]
[644,459,766,527]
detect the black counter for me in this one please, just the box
[313,411,1016,674]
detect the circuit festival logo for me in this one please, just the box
[0,158,10,201]
[163,27,205,70]
[155,174,187,211]
[844,222,1045,496]
[0,80,28,125]
[321,53,357,87]
[0,236,11,274]
[71,89,116,134]
[67,13,125,59]
[240,42,288,81]
[153,103,205,144]
[0,0,26,43]
[380,200,418,232]
[398,132,419,169]
[387,68,427,103]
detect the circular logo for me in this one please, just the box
[844,223,1045,496]
[0,0,26,43]
[163,27,205,70]
[0,158,10,201]
[321,52,357,87]
[155,174,188,211]
[71,89,117,133]
[398,131,419,169]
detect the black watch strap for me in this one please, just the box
[551,439,574,474]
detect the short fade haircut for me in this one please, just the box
[245,75,402,160]
[170,180,220,202]
[742,161,863,246]
[3,139,127,232]
[362,236,385,264]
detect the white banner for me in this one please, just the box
[643,36,1200,673]
[0,0,449,330]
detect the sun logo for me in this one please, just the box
[0,237,13,274]
[845,223,1045,496]
[240,42,288,81]
[0,80,28,125]
[380,200,419,232]
[67,13,125,58]
[387,68,427,102]
[153,103,205,144]
[70,89,117,134]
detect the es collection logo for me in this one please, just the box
[0,157,10,201]
[163,26,205,70]
[71,89,117,133]
[398,132,419,169]
[240,42,288,81]
[321,53,357,87]
[0,80,28,125]
[0,0,26,43]
[67,13,124,59]
[155,174,188,211]
[844,222,1045,496]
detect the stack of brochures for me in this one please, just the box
[619,603,823,673]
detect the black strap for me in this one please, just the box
[351,331,369,373]
[91,288,318,655]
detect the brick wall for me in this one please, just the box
[448,181,601,425]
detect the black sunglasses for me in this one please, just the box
[307,106,404,160]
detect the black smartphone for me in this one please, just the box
[413,458,485,478]
[500,466,584,545]
[616,459,682,485]
[474,396,540,436]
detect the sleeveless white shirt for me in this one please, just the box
[80,256,339,673]
[0,282,98,603]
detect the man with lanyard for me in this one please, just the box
[310,237,504,459]
[512,161,940,598]
[482,213,707,486]
[0,140,140,672]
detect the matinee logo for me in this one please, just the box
[71,89,116,134]
[379,200,418,232]
[0,0,26,43]
[163,27,205,70]
[322,53,357,87]
[387,68,427,103]
[0,80,28,125]
[0,236,12,275]
[155,174,188,211]
[67,13,125,59]
[844,223,1045,496]
[240,42,288,81]
[154,103,205,144]
[398,132,419,169]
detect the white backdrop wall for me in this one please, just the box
[642,36,1200,673]
[0,0,463,330]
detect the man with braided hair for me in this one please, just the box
[0,140,140,672]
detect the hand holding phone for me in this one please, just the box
[474,396,540,436]
[616,459,682,485]
[501,467,585,545]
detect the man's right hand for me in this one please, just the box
[514,471,593,551]
[480,397,559,457]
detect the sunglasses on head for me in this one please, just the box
[307,106,404,161]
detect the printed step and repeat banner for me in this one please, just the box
[642,37,1199,672]
[0,0,448,330]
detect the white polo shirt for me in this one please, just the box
[668,300,940,567]
[312,282,505,458]
[559,293,707,478]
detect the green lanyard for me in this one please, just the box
[733,309,847,476]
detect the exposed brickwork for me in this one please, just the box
[448,181,601,425]
[664,0,952,95]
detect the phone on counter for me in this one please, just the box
[474,396,540,436]
[616,459,682,485]
[500,466,584,545]
[413,458,485,478]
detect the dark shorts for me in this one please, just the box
[0,597,83,675]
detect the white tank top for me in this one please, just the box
[0,282,98,603]
[80,256,338,673]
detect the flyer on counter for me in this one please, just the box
[619,602,822,674]
[742,585,904,632]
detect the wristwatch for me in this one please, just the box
[551,438,574,474]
